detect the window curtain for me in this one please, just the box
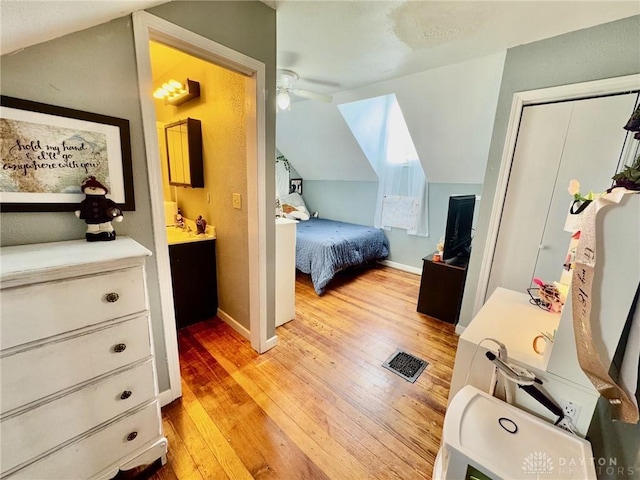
[373,97,429,237]
[374,160,429,236]
[338,94,429,236]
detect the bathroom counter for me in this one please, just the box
[166,226,216,245]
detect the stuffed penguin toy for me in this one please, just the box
[75,176,123,241]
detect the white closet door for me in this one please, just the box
[487,93,638,299]
[486,102,572,298]
[533,93,637,284]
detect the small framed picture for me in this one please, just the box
[290,178,303,195]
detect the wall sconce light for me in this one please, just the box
[276,90,291,111]
[153,78,200,106]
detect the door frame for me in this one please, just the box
[472,74,640,318]
[132,11,270,404]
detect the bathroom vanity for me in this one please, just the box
[167,231,218,329]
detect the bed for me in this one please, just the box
[295,217,390,295]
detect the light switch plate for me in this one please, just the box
[232,193,242,209]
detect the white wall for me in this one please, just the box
[277,103,376,181]
[277,51,506,184]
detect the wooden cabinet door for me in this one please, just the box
[417,257,468,324]
[169,240,218,329]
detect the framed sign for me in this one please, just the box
[0,96,135,212]
[290,178,303,195]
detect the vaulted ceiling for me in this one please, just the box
[270,1,638,184]
[2,1,638,184]
[3,1,637,93]
[270,1,638,96]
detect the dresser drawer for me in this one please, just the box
[1,267,146,350]
[1,360,157,473]
[7,401,163,480]
[1,316,151,414]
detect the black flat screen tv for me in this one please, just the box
[442,195,476,266]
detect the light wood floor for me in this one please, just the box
[145,265,458,479]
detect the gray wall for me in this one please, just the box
[457,15,640,476]
[303,180,482,269]
[588,383,640,479]
[0,1,277,390]
[303,180,377,225]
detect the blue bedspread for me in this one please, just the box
[295,218,389,295]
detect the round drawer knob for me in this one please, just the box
[113,343,127,353]
[127,431,138,442]
[105,292,120,303]
[120,390,132,400]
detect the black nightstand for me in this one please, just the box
[417,255,468,324]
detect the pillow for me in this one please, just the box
[282,202,310,221]
[287,209,310,221]
[280,192,307,210]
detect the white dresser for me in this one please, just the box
[275,218,297,327]
[0,237,167,479]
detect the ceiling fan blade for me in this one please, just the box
[291,88,332,103]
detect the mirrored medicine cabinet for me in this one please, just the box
[165,117,204,188]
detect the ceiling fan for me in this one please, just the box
[276,69,332,110]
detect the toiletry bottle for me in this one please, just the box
[175,208,184,228]
[196,215,207,234]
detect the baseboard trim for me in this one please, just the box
[379,260,421,275]
[218,308,251,341]
[264,334,279,351]
[455,324,466,335]
[159,389,174,407]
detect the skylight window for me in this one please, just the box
[386,99,419,165]
[338,94,428,236]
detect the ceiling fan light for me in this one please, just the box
[277,91,291,111]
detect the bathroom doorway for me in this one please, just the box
[149,40,244,330]
[133,12,269,404]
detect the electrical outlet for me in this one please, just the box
[560,399,581,424]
